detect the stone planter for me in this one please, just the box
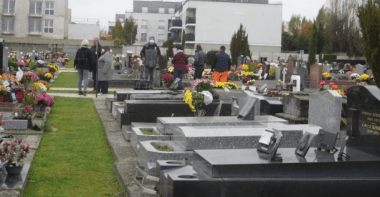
[5,163,24,175]
[32,113,47,130]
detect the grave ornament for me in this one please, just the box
[295,132,315,157]
[316,129,338,153]
[257,129,283,161]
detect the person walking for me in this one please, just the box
[74,40,93,96]
[194,44,207,80]
[97,46,113,95]
[172,46,188,90]
[212,46,231,82]
[90,38,102,92]
[140,36,161,89]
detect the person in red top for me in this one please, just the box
[171,46,188,90]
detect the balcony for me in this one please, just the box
[185,34,195,43]
[28,13,43,17]
[186,17,196,25]
[169,20,182,31]
[170,36,181,43]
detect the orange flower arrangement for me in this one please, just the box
[1,73,17,81]
[332,85,338,90]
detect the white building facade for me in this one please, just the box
[0,0,70,39]
[172,0,282,53]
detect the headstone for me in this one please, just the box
[275,66,281,81]
[323,64,329,73]
[237,97,257,120]
[338,62,344,70]
[291,75,301,92]
[3,47,8,72]
[237,55,244,66]
[346,85,380,157]
[263,73,268,80]
[366,69,372,75]
[258,69,263,77]
[286,55,297,82]
[309,90,342,134]
[356,64,364,76]
[245,56,252,65]
[121,55,126,71]
[298,63,308,90]
[257,83,268,93]
[309,63,323,89]
[282,68,287,88]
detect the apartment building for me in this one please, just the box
[171,0,282,53]
[0,0,70,39]
[124,1,181,45]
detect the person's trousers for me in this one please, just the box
[194,65,204,80]
[92,70,97,89]
[78,69,89,92]
[97,81,109,94]
[213,71,228,82]
[174,70,186,87]
[144,66,155,89]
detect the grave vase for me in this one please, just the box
[17,91,23,99]
[0,95,5,103]
[115,66,120,70]
[289,85,293,92]
[5,163,24,175]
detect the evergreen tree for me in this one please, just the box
[123,17,138,45]
[230,24,250,67]
[358,0,380,88]
[166,37,174,58]
[111,21,124,42]
[182,30,186,50]
[307,22,318,74]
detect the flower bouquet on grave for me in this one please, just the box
[37,60,45,68]
[263,90,283,97]
[322,72,331,80]
[114,62,121,70]
[183,89,204,113]
[241,77,250,84]
[39,80,51,91]
[360,74,370,83]
[287,82,295,91]
[0,85,8,102]
[48,64,59,73]
[43,71,54,82]
[162,73,174,88]
[214,82,238,90]
[13,105,33,121]
[20,72,39,89]
[17,61,26,68]
[0,138,31,175]
[32,82,47,93]
[14,85,24,99]
[192,78,215,93]
[246,79,255,86]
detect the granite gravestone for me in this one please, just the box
[366,69,372,75]
[245,56,252,65]
[338,62,344,70]
[323,64,329,73]
[275,66,281,81]
[309,90,342,134]
[286,55,297,83]
[347,86,380,157]
[298,63,308,90]
[237,55,244,66]
[2,47,8,72]
[356,64,364,76]
[238,97,258,120]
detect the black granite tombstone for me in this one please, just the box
[237,97,257,120]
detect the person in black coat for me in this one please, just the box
[74,40,93,96]
[140,36,161,89]
[90,38,102,92]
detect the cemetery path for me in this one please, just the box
[47,93,113,98]
[23,97,121,197]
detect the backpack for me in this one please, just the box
[77,49,87,64]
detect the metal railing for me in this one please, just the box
[185,34,195,41]
[171,36,181,43]
[186,17,196,24]
[169,20,182,29]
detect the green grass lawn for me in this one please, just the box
[66,58,74,68]
[24,97,120,196]
[47,90,114,94]
[51,72,78,88]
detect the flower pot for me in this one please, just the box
[115,66,120,70]
[32,113,47,130]
[5,164,24,175]
[38,105,47,112]
[17,91,23,99]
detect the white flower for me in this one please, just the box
[350,73,360,78]
[37,60,45,64]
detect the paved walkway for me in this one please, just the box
[47,93,114,98]
[50,87,126,91]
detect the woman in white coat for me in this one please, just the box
[97,46,113,95]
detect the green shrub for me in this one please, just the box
[158,55,168,70]
[206,50,219,67]
[319,54,337,63]
[114,38,121,47]
[30,60,36,70]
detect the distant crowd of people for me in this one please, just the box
[74,36,232,94]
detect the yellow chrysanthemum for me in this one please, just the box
[168,67,174,73]
[322,72,331,78]
[44,73,53,78]
[214,82,238,89]
[242,64,249,71]
[360,74,370,81]
[32,82,43,89]
[183,89,196,112]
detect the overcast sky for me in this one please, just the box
[69,0,327,30]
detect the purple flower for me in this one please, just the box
[18,138,23,144]
[4,146,8,151]
[0,112,3,119]
[20,145,25,150]
[1,120,5,125]
[20,152,25,158]
[35,93,55,107]
[10,141,15,147]
[25,146,29,153]
[3,142,8,147]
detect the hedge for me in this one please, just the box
[319,54,337,63]
[206,50,219,67]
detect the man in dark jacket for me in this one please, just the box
[90,38,102,92]
[74,40,94,96]
[140,36,161,89]
[194,44,207,80]
[212,46,231,82]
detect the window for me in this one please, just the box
[158,20,165,29]
[141,33,147,42]
[45,2,54,15]
[168,8,175,14]
[44,19,53,33]
[28,18,42,32]
[142,7,148,13]
[159,8,165,14]
[141,20,147,28]
[2,0,16,14]
[29,1,43,14]
[158,34,164,43]
[1,18,14,31]
[119,18,124,23]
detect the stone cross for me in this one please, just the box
[282,68,287,88]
